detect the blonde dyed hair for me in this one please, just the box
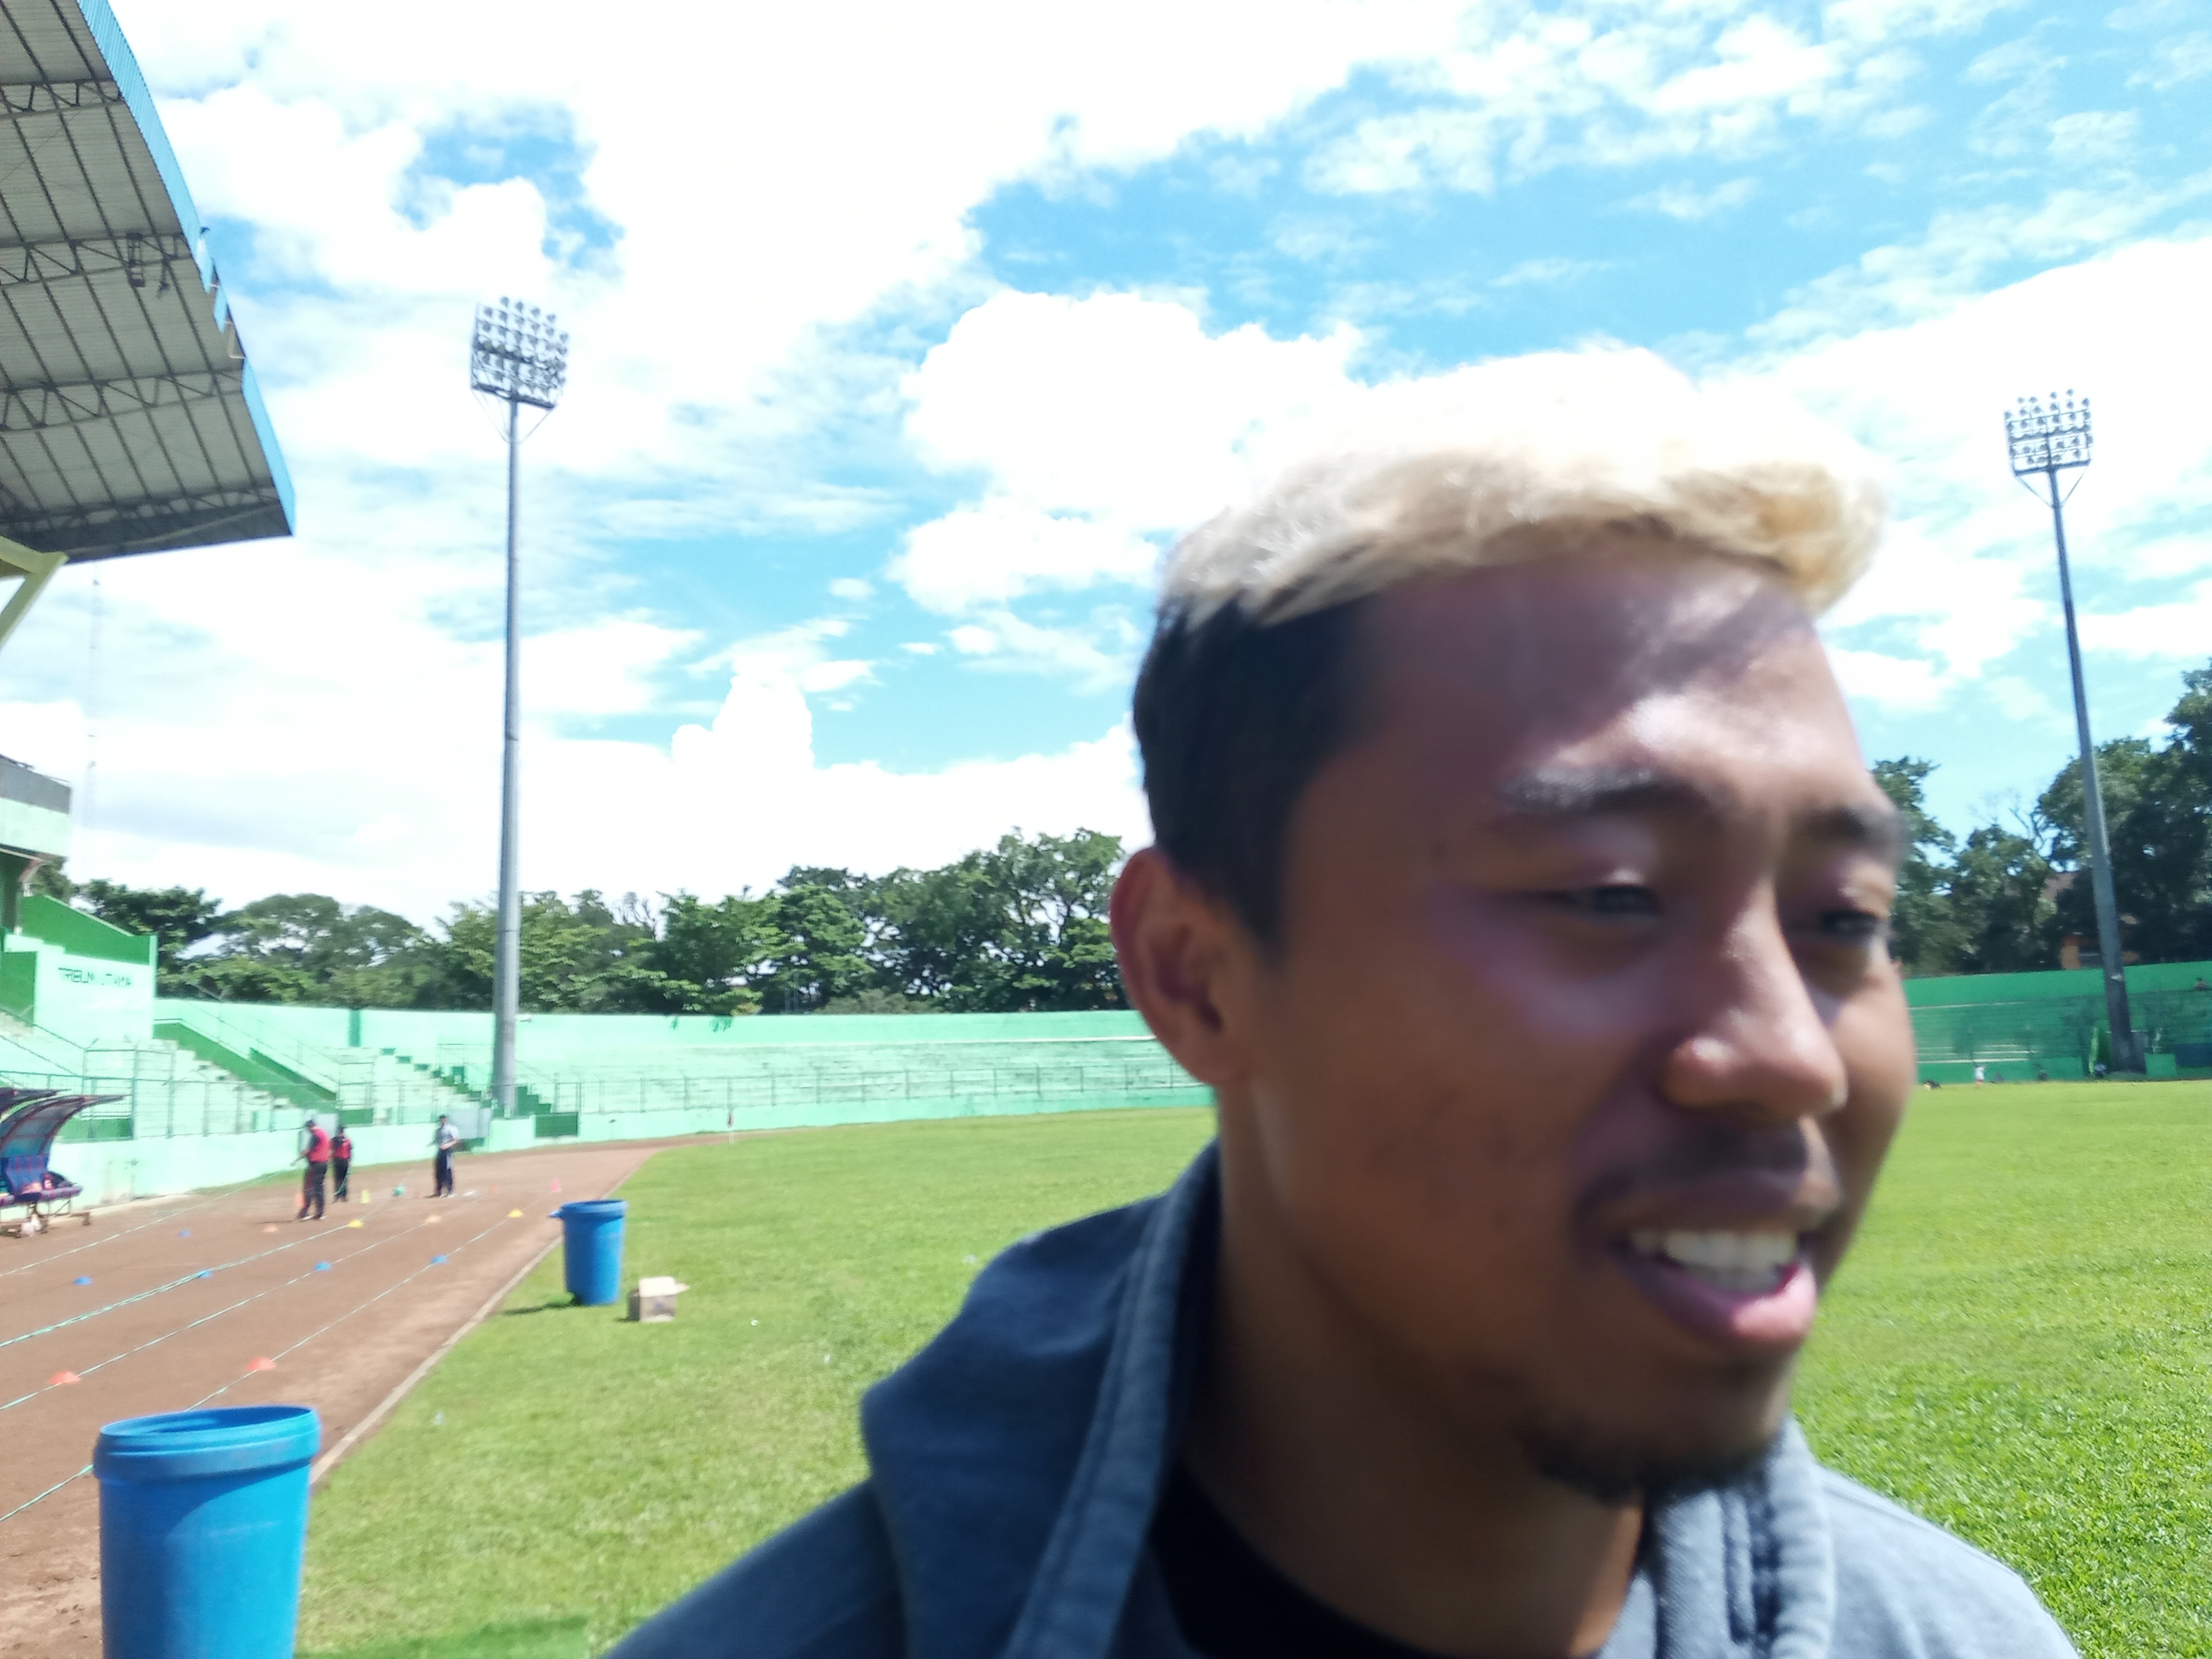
[1161,347,1885,625]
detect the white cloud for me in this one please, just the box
[17,592,1145,916]
[1305,1,1969,196]
[525,619,696,717]
[1748,179,2212,346]
[902,290,1362,528]
[1825,647,1948,710]
[887,289,1363,650]
[1490,255,1610,286]
[827,577,874,602]
[2129,30,2212,88]
[892,501,1159,613]
[1628,177,1759,220]
[2078,583,2212,661]
[2047,109,2139,164]
[1748,234,2212,688]
[654,684,1151,889]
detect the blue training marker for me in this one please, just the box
[314,1262,331,1271]
[178,1229,190,1238]
[430,1254,447,1265]
[195,1269,211,1278]
[75,1275,91,1286]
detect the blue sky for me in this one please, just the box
[1,0,2208,918]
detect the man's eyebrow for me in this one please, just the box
[1494,767,1717,821]
[1494,769,1909,860]
[1800,799,1906,861]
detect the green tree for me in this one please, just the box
[958,830,1125,1012]
[171,893,440,1004]
[872,856,1008,1000]
[436,890,657,1012]
[754,876,874,1013]
[630,892,778,1014]
[71,880,225,979]
[1869,758,1961,974]
[1942,822,2057,974]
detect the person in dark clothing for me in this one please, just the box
[431,1114,459,1197]
[612,354,2074,1659]
[296,1116,330,1221]
[330,1128,353,1202]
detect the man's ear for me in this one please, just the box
[1111,847,1256,1090]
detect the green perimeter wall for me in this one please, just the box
[64,961,2212,1202]
[59,1004,1206,1206]
[1904,958,2212,1082]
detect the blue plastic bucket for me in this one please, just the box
[553,1197,627,1305]
[95,1404,321,1659]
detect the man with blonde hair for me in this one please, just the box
[616,350,2074,1658]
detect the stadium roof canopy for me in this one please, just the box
[0,0,293,562]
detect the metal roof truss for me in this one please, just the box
[0,0,293,564]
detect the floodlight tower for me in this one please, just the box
[469,298,569,1117]
[2005,390,2137,1073]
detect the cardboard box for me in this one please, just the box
[629,1275,689,1323]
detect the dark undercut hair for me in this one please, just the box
[1131,596,1376,947]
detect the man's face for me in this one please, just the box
[1225,546,1914,1491]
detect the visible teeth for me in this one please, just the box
[1626,1229,1800,1292]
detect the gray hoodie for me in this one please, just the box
[613,1144,2077,1659]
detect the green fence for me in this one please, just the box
[1906,959,2212,1081]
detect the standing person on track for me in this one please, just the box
[612,350,2075,1659]
[295,1114,330,1222]
[431,1114,459,1198]
[330,1126,353,1202]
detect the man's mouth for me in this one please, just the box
[1624,1228,1801,1295]
[1610,1226,1819,1350]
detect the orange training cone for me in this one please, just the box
[49,1370,79,1386]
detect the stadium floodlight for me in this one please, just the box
[470,298,570,1120]
[2006,390,2137,1072]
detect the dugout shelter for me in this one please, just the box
[0,0,293,660]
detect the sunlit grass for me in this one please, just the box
[1797,1080,2212,1657]
[300,1109,1218,1654]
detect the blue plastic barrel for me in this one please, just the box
[553,1197,627,1305]
[95,1404,321,1659]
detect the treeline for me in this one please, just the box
[36,829,1123,1016]
[1878,661,2212,977]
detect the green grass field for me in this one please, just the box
[299,1086,2212,1658]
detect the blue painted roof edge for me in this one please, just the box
[239,361,297,525]
[71,0,297,535]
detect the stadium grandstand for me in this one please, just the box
[0,0,297,1029]
[0,0,303,1196]
[0,0,294,663]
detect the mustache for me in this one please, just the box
[1574,1120,1839,1214]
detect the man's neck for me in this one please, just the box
[1181,1154,1644,1659]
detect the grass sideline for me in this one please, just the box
[302,1086,2211,1657]
[1795,1082,2212,1654]
[299,1108,1218,1655]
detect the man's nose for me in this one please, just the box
[1658,903,1849,1124]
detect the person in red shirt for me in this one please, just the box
[296,1115,331,1221]
[330,1128,354,1202]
